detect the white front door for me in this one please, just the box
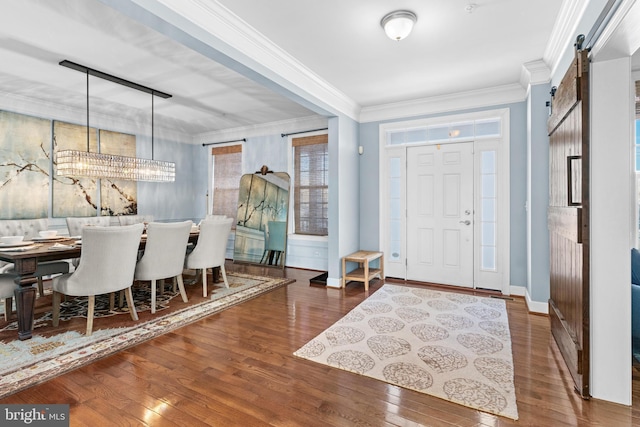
[406,143,474,287]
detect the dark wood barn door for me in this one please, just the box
[547,45,590,398]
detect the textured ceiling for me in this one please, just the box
[0,0,565,137]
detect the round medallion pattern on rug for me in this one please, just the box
[427,299,459,311]
[367,335,411,360]
[325,326,366,346]
[360,301,393,315]
[395,307,431,323]
[295,339,326,358]
[443,378,508,413]
[411,323,449,342]
[391,295,423,306]
[368,316,405,334]
[474,357,515,391]
[478,320,510,341]
[482,298,507,309]
[293,284,518,421]
[327,350,375,373]
[436,313,474,330]
[411,289,443,299]
[418,345,468,373]
[384,286,411,294]
[464,305,502,320]
[457,332,503,355]
[339,310,366,323]
[445,294,478,304]
[383,362,433,390]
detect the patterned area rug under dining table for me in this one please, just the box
[294,283,519,420]
[0,272,294,400]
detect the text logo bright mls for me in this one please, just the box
[1,405,69,426]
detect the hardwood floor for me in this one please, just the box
[2,264,640,426]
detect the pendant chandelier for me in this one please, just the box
[56,60,176,182]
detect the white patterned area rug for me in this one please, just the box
[294,284,518,420]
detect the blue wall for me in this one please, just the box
[359,101,528,288]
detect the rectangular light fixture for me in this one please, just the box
[56,150,175,182]
[57,60,175,183]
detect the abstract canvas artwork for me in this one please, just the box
[0,110,140,219]
[0,111,51,219]
[99,129,137,216]
[52,120,99,217]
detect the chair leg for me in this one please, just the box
[109,292,115,311]
[220,265,229,289]
[124,287,138,321]
[3,297,12,321]
[52,291,61,327]
[172,277,177,293]
[151,279,157,314]
[37,277,44,297]
[86,295,95,336]
[176,274,188,303]
[202,268,208,297]
[159,279,165,296]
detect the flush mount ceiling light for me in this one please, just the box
[380,10,417,41]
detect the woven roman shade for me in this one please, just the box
[211,145,242,224]
[293,134,328,236]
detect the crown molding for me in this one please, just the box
[126,0,360,121]
[194,115,328,145]
[589,0,640,62]
[520,60,552,88]
[543,0,589,78]
[359,83,526,124]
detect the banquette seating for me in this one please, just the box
[65,216,111,237]
[0,219,70,297]
[118,215,154,226]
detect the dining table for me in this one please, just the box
[0,230,201,340]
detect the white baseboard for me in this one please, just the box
[525,290,549,314]
[509,285,526,297]
[326,277,341,289]
[510,285,548,314]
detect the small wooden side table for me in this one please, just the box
[342,250,384,291]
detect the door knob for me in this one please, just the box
[459,220,471,225]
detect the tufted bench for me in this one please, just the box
[117,215,154,226]
[0,219,70,297]
[65,216,111,237]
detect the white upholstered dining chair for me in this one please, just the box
[184,217,233,297]
[134,221,192,314]
[0,273,17,321]
[0,219,70,297]
[51,223,144,335]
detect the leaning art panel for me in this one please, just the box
[52,120,99,217]
[99,129,137,216]
[0,110,50,219]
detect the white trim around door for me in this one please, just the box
[379,108,511,294]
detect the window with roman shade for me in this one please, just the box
[211,144,242,225]
[292,134,328,236]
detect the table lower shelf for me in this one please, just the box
[344,267,382,286]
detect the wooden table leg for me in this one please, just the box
[14,278,37,341]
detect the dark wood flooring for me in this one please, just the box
[2,263,640,426]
